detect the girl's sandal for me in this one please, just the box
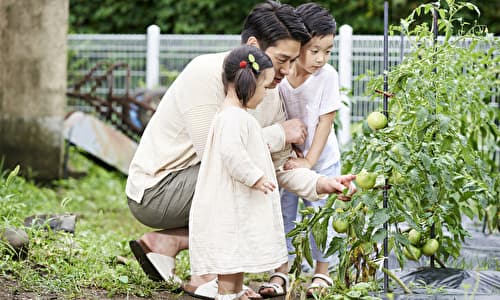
[258,272,290,298]
[215,290,246,300]
[306,273,333,298]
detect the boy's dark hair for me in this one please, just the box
[296,3,336,37]
[241,0,310,50]
[222,45,273,107]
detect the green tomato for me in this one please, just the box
[422,239,439,256]
[408,229,422,245]
[367,112,388,130]
[333,220,348,233]
[403,245,422,261]
[390,170,405,185]
[356,170,377,190]
[391,143,404,157]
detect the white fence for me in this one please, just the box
[67,25,406,124]
[66,27,498,147]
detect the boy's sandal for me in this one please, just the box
[258,272,290,298]
[306,273,333,298]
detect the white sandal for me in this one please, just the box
[215,289,246,300]
[306,273,333,298]
[146,252,182,284]
[258,272,290,298]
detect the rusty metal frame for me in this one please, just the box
[66,62,156,140]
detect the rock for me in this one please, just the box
[1,227,29,259]
[24,214,77,234]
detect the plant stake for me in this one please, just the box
[430,1,439,269]
[382,0,390,293]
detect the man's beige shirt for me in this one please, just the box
[126,52,322,202]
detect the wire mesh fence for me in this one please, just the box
[67,33,397,120]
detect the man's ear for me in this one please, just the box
[246,36,261,49]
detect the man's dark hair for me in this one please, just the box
[296,3,336,37]
[222,45,273,107]
[241,0,310,50]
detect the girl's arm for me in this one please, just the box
[284,111,336,170]
[218,116,265,188]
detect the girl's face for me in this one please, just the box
[297,34,334,74]
[246,68,275,109]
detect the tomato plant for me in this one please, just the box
[288,0,499,293]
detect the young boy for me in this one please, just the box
[278,2,341,297]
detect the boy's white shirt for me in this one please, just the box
[279,63,342,172]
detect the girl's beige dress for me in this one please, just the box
[189,106,288,275]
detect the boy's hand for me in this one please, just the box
[283,157,312,170]
[252,176,276,194]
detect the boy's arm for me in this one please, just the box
[284,111,336,170]
[305,111,336,167]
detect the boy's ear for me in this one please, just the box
[246,36,261,49]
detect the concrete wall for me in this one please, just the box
[0,0,68,180]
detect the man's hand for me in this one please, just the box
[316,174,357,201]
[283,157,312,170]
[281,119,307,145]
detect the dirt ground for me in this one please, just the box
[0,277,287,300]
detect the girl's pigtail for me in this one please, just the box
[235,68,257,107]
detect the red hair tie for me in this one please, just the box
[239,61,247,68]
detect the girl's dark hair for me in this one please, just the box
[296,3,336,37]
[241,0,311,49]
[222,45,273,107]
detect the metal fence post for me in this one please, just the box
[338,24,353,147]
[146,25,160,89]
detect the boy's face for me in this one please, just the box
[297,34,334,74]
[263,39,301,88]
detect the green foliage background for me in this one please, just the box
[69,0,499,35]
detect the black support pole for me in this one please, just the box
[383,1,390,293]
[430,2,439,269]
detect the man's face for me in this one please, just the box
[263,39,301,88]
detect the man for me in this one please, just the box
[126,1,356,298]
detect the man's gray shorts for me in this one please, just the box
[128,163,200,229]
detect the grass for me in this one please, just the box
[0,147,177,298]
[1,147,498,299]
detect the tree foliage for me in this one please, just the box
[69,0,499,35]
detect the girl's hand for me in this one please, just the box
[283,157,312,170]
[253,176,276,194]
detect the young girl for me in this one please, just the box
[188,45,288,300]
[274,2,340,297]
